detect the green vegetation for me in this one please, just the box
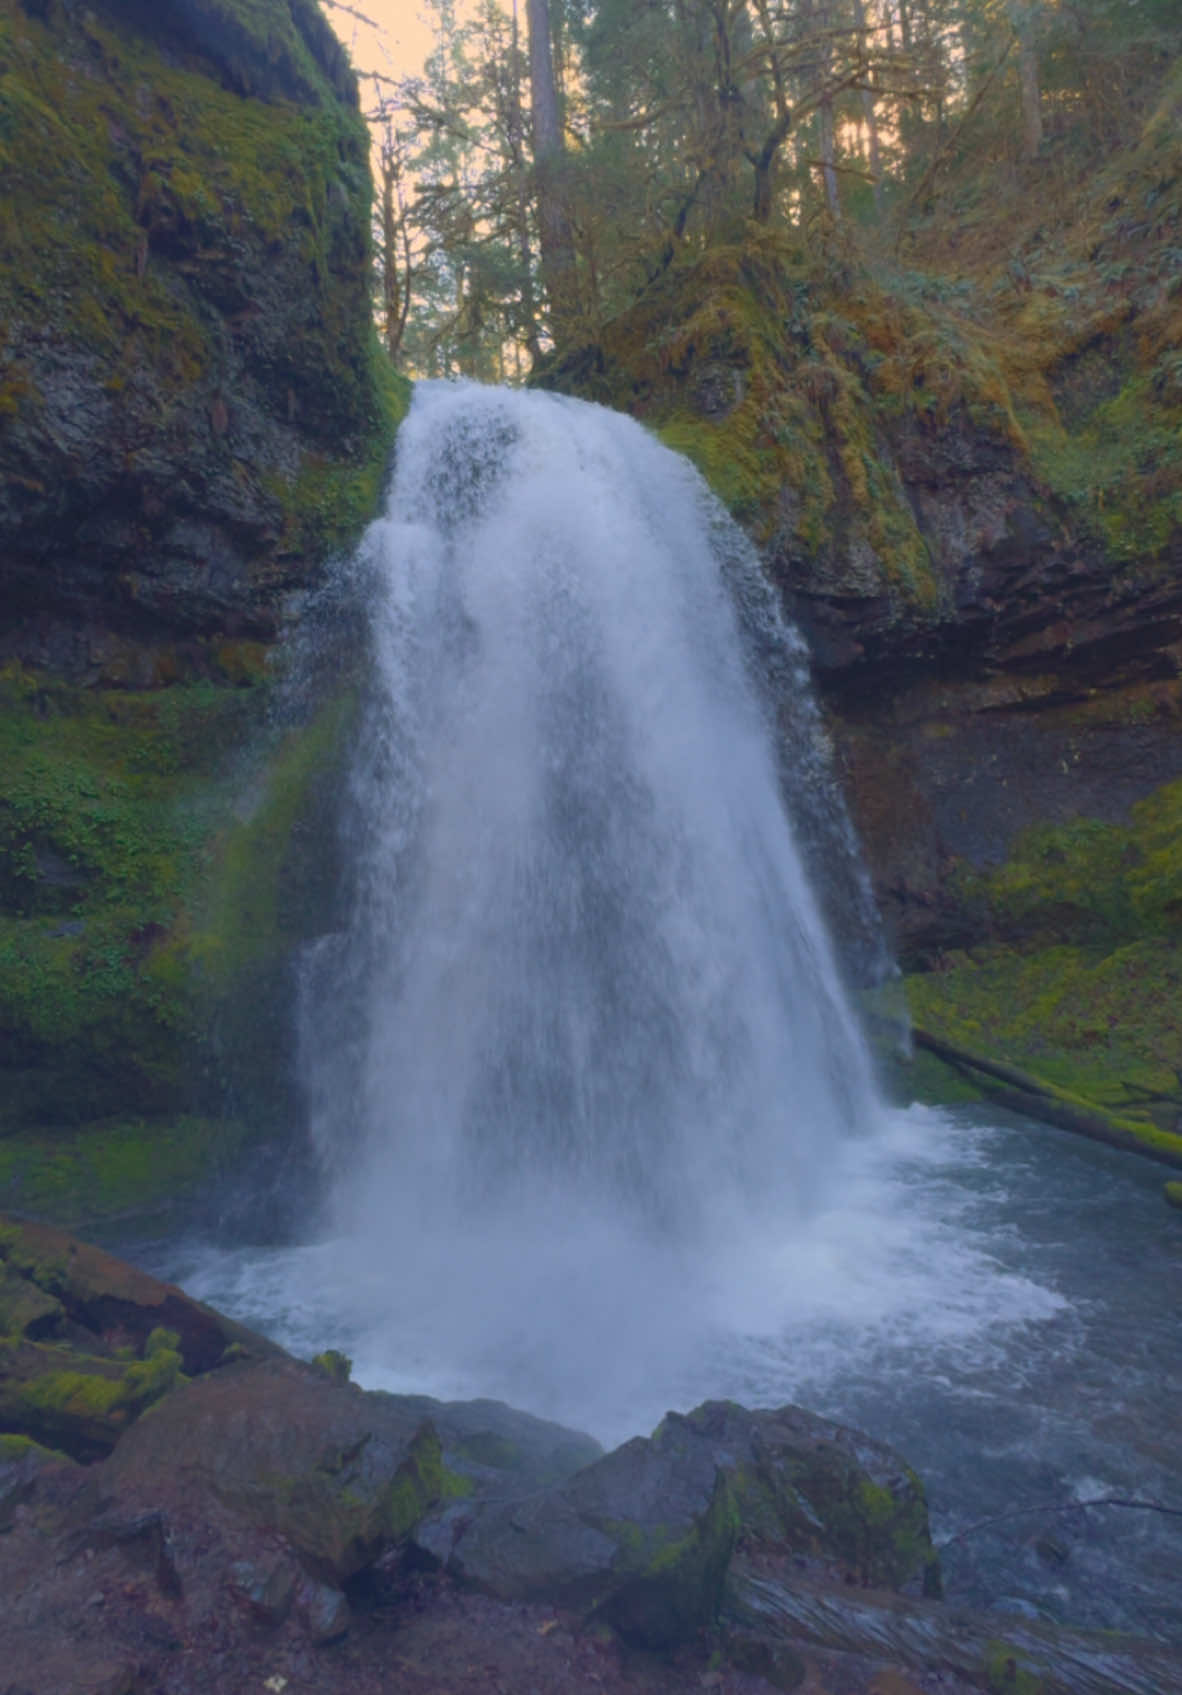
[0,655,356,1228]
[0,1118,254,1232]
[984,1641,1046,1695]
[0,0,403,1230]
[4,1329,184,1453]
[904,779,1182,1147]
[0,668,259,1126]
[0,0,400,560]
[311,1348,353,1384]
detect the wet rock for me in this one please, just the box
[229,1554,300,1624]
[0,1431,76,1528]
[1035,1534,1071,1568]
[0,1215,284,1460]
[104,1358,448,1584]
[393,1392,603,1491]
[722,1551,1175,1695]
[0,1339,151,1460]
[725,1631,808,1690]
[296,1575,351,1643]
[0,1215,282,1376]
[0,1265,63,1338]
[0,0,394,677]
[434,1400,939,1650]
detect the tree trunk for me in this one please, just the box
[896,0,912,52]
[525,0,579,339]
[510,0,543,363]
[378,136,410,362]
[819,94,840,216]
[851,0,884,212]
[1018,37,1043,157]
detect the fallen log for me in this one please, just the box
[724,1556,1177,1695]
[905,1025,1182,1173]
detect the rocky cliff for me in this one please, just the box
[0,0,402,1224]
[543,63,1182,1143]
[0,0,397,675]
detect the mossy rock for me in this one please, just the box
[0,656,359,1225]
[104,1356,453,1582]
[0,1213,279,1457]
[0,1334,183,1459]
[440,1399,939,1651]
[0,1117,256,1233]
[0,0,404,657]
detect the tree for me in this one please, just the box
[526,0,581,334]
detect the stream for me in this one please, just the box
[151,1102,1182,1642]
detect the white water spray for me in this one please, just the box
[291,381,898,1418]
[306,384,882,1207]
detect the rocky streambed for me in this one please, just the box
[0,1214,1174,1695]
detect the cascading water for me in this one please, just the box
[306,381,881,1240]
[286,381,903,1418]
[163,382,1182,1639]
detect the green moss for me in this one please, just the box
[1165,1182,1182,1210]
[19,1365,127,1422]
[10,1334,183,1448]
[120,1340,183,1408]
[441,1466,476,1500]
[0,668,264,1129]
[1026,371,1182,567]
[379,1424,446,1541]
[195,690,355,987]
[311,1348,352,1385]
[0,1117,253,1231]
[542,233,1050,610]
[0,651,360,1222]
[984,1641,1046,1695]
[904,772,1182,1136]
[0,1431,72,1465]
[0,0,393,555]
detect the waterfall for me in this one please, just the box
[296,381,890,1416]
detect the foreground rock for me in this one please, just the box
[0,1215,281,1458]
[0,1221,1173,1694]
[423,1399,939,1650]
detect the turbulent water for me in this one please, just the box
[156,383,1182,1639]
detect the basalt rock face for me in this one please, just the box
[0,0,399,1217]
[0,0,395,681]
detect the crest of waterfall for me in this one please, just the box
[299,381,886,1250]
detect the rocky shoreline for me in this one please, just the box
[1,1214,1173,1695]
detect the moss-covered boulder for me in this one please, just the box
[0,1212,279,1457]
[105,1356,450,1582]
[0,0,401,671]
[431,1399,939,1651]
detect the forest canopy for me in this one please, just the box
[353,0,1182,377]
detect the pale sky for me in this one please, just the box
[326,0,447,84]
